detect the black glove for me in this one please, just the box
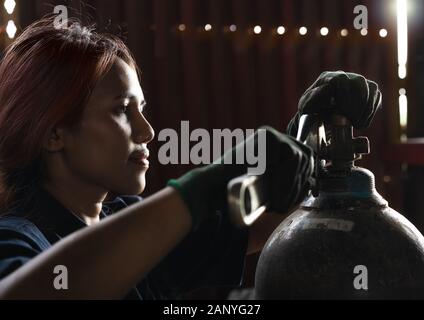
[287,71,382,137]
[168,127,314,230]
[261,128,314,214]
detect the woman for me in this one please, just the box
[0,16,380,299]
[0,16,314,300]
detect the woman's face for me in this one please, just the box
[60,57,154,195]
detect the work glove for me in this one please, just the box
[287,71,382,137]
[167,127,314,230]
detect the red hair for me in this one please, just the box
[0,15,139,212]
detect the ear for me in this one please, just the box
[43,126,66,152]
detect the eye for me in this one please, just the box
[115,104,129,115]
[113,99,147,117]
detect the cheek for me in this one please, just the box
[65,117,147,194]
[67,119,131,179]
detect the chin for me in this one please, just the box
[112,174,146,196]
[127,177,146,195]
[136,181,146,195]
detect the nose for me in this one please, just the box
[132,113,155,145]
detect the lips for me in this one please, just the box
[129,149,150,167]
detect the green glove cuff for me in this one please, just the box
[167,177,203,231]
[167,166,220,231]
[167,160,245,231]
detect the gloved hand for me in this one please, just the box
[167,127,314,230]
[287,71,382,137]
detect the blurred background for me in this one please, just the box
[1,0,424,297]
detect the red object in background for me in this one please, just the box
[384,139,424,165]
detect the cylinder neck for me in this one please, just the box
[303,166,388,209]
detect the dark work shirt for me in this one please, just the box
[0,187,248,299]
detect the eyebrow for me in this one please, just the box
[114,93,146,107]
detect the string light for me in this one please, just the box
[320,27,329,36]
[4,0,15,14]
[2,0,17,40]
[277,26,285,35]
[6,19,17,39]
[383,175,392,183]
[168,23,393,42]
[379,29,388,38]
[299,27,308,35]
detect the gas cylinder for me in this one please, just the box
[251,114,424,299]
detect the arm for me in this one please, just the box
[0,187,191,299]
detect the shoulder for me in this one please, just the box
[0,215,52,280]
[0,215,51,251]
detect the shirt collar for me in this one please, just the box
[21,186,110,239]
